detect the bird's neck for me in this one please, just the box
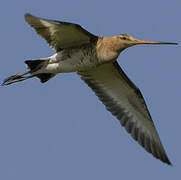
[96,37,120,62]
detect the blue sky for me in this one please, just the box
[1,0,180,179]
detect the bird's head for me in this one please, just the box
[112,34,178,52]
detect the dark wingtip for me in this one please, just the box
[158,151,172,166]
[24,13,32,18]
[24,13,35,22]
[164,157,172,166]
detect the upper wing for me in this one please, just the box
[24,14,97,51]
[78,61,171,165]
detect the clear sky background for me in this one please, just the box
[1,0,180,179]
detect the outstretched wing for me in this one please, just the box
[24,14,97,51]
[78,61,171,165]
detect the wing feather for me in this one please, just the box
[24,14,97,51]
[78,61,171,165]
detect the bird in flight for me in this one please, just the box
[3,14,177,165]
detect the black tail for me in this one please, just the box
[2,59,55,86]
[25,60,45,71]
[25,60,55,83]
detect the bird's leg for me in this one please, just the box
[2,71,34,86]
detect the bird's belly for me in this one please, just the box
[58,57,98,72]
[47,50,99,73]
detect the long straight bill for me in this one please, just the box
[134,39,178,45]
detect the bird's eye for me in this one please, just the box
[121,36,127,40]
